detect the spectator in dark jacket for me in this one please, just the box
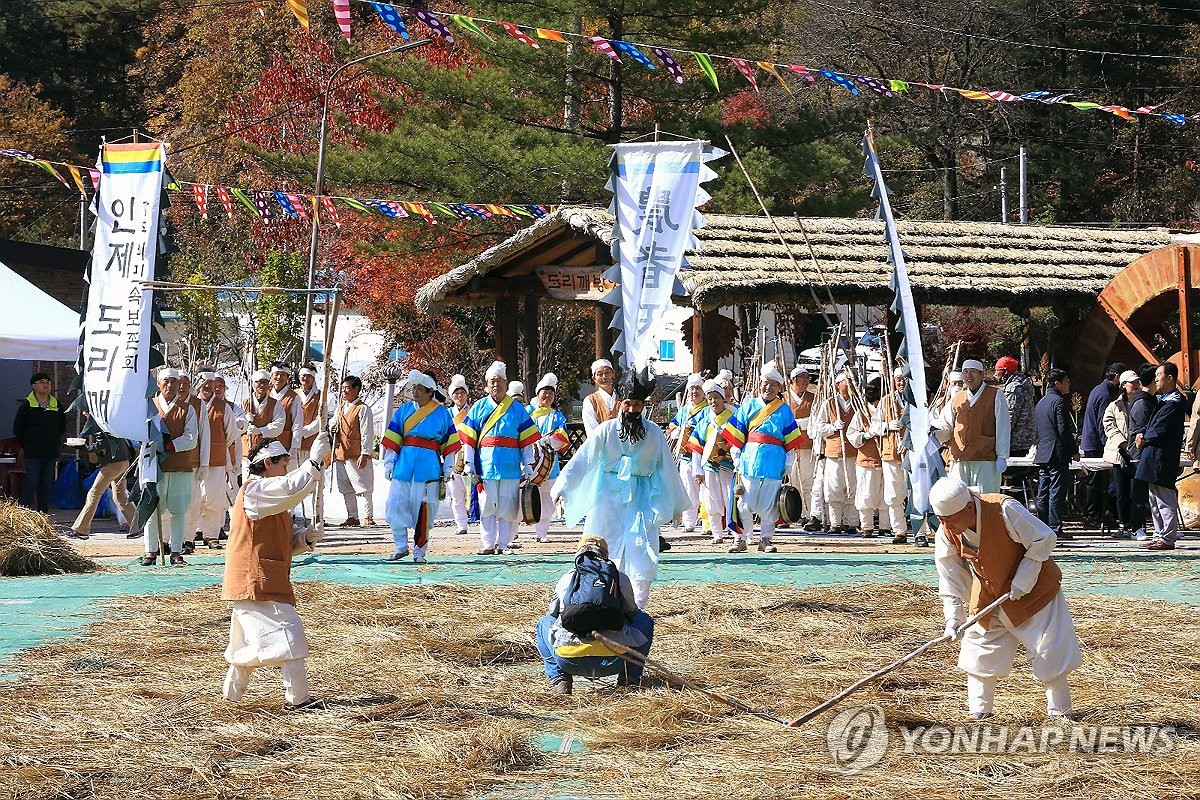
[1124,364,1159,538]
[1135,362,1188,551]
[12,372,66,513]
[1079,362,1123,525]
[1034,369,1078,539]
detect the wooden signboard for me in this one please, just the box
[536,265,617,301]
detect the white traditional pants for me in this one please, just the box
[808,456,827,523]
[678,459,701,529]
[951,460,1003,494]
[187,470,202,538]
[197,466,233,541]
[448,472,470,533]
[855,465,885,530]
[702,469,733,537]
[479,478,520,551]
[822,457,857,527]
[535,480,556,541]
[386,478,440,559]
[144,470,195,554]
[958,592,1082,715]
[737,477,781,542]
[334,458,374,521]
[223,599,311,705]
[790,449,817,519]
[882,459,909,534]
[632,579,652,610]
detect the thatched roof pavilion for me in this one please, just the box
[414,206,1174,380]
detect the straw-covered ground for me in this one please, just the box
[0,501,96,577]
[1,581,1197,799]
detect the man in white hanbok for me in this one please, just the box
[553,367,689,609]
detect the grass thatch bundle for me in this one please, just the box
[0,581,1196,799]
[0,498,95,576]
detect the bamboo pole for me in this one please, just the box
[314,289,342,530]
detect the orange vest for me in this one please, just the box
[950,385,999,462]
[207,400,228,468]
[880,392,903,462]
[942,493,1062,628]
[299,390,321,451]
[789,389,814,450]
[186,397,203,469]
[334,402,364,460]
[823,398,858,460]
[242,394,278,455]
[159,398,193,473]
[855,404,881,468]
[588,390,617,427]
[275,389,297,451]
[221,483,297,606]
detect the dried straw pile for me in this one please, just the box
[0,498,95,577]
[1,581,1196,799]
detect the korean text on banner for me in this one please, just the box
[83,142,163,440]
[604,141,721,369]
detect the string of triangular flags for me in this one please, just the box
[0,149,551,226]
[289,0,1199,127]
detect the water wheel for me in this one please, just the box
[1071,243,1200,388]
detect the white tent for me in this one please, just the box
[0,258,79,361]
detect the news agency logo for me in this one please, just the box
[826,704,1177,774]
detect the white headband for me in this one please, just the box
[790,365,809,379]
[251,370,271,382]
[178,369,190,379]
[270,365,290,375]
[703,379,721,395]
[929,477,972,517]
[407,370,435,391]
[686,373,703,389]
[591,358,613,375]
[158,368,180,380]
[949,371,964,382]
[298,368,316,377]
[961,359,985,372]
[536,373,558,393]
[196,371,217,382]
[761,362,784,385]
[508,381,526,398]
[250,440,289,465]
[449,374,468,393]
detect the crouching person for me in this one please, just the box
[535,535,654,695]
[221,432,331,710]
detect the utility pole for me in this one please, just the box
[999,167,1009,224]
[1018,145,1028,224]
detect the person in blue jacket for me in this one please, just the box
[1134,362,1188,551]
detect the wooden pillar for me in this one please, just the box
[1178,247,1193,387]
[495,297,518,370]
[691,309,719,374]
[523,294,540,389]
[593,304,614,360]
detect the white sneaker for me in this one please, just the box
[711,535,724,545]
[413,555,427,564]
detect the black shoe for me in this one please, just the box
[284,697,327,712]
[659,535,672,552]
[181,541,196,555]
[206,539,224,550]
[64,529,89,540]
[193,531,204,542]
[139,553,158,566]
[891,532,908,544]
[915,534,930,548]
[170,552,186,566]
[125,530,142,539]
[218,528,228,541]
[1111,530,1132,540]
[802,517,823,532]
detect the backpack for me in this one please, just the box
[559,552,625,636]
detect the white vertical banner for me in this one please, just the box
[82,142,164,440]
[602,141,722,369]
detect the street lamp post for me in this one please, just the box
[301,40,431,362]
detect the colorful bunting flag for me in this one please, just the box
[411,8,454,43]
[535,28,566,42]
[988,90,1021,102]
[854,75,893,97]
[887,79,910,93]
[274,190,299,218]
[695,53,720,89]
[286,0,308,29]
[87,168,101,193]
[1163,113,1187,125]
[589,36,620,61]
[341,197,372,213]
[498,21,539,48]
[320,195,341,227]
[253,190,272,224]
[371,2,409,38]
[36,161,70,188]
[193,184,209,219]
[429,202,457,217]
[0,148,36,160]
[483,204,518,218]
[729,58,758,90]
[365,199,408,217]
[333,0,352,42]
[819,70,859,95]
[613,41,656,70]
[401,201,437,223]
[66,165,88,195]
[216,186,234,219]
[785,65,817,85]
[450,14,493,40]
[757,62,793,95]
[286,192,310,220]
[650,47,684,84]
[1100,104,1135,120]
[955,89,992,101]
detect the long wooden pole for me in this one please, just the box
[314,289,342,529]
[786,593,1013,727]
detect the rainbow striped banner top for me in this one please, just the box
[102,143,164,175]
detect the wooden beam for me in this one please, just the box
[594,304,614,360]
[523,294,540,389]
[1098,294,1158,365]
[1179,247,1193,387]
[495,297,518,369]
[691,311,705,373]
